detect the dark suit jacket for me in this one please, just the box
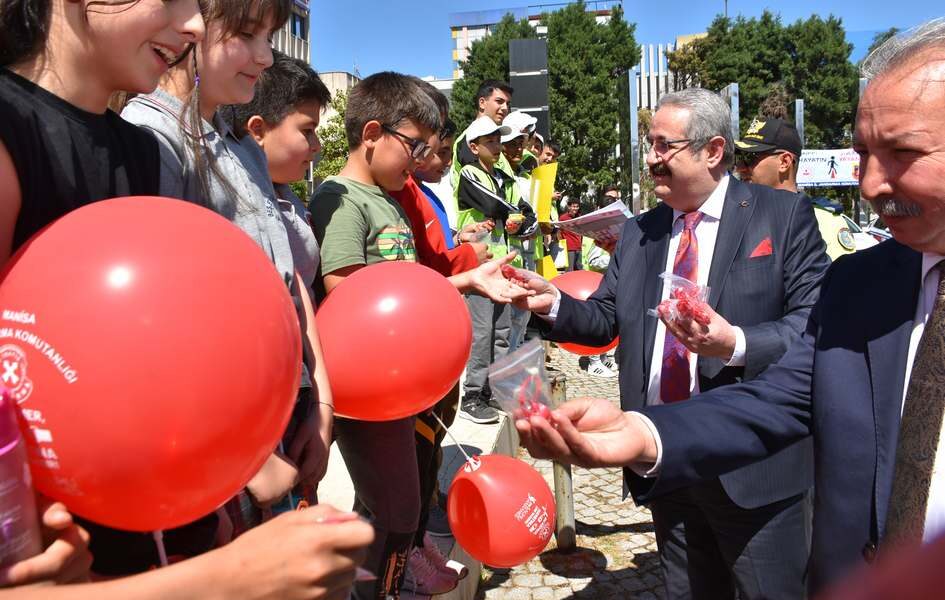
[636,239,922,592]
[540,178,830,508]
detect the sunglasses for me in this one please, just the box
[381,124,432,160]
[735,150,784,168]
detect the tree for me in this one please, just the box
[312,91,349,182]
[666,36,708,90]
[449,15,537,129]
[782,15,858,148]
[544,1,638,199]
[867,27,899,57]
[674,11,857,149]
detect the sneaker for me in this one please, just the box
[459,394,499,424]
[422,533,468,580]
[404,547,458,595]
[587,358,616,378]
[425,503,452,538]
[601,354,618,372]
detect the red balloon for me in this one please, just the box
[0,197,301,531]
[551,270,619,355]
[448,454,555,568]
[316,261,471,421]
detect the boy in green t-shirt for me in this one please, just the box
[308,72,522,600]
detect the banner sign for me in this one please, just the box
[797,148,860,188]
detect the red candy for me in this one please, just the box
[662,286,711,326]
[501,264,534,287]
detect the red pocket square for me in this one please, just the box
[750,238,773,258]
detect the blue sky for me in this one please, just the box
[310,1,942,79]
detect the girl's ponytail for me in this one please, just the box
[0,0,51,66]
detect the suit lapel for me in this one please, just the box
[868,241,922,537]
[642,204,673,377]
[706,179,755,308]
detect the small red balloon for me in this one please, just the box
[316,261,472,421]
[552,270,619,355]
[0,197,301,531]
[448,454,555,568]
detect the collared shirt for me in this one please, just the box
[645,175,747,407]
[904,252,945,542]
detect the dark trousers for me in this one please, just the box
[649,478,811,600]
[335,416,420,599]
[413,383,460,547]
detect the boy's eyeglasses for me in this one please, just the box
[382,125,433,160]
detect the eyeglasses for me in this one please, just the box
[735,150,784,169]
[382,124,432,160]
[647,137,702,157]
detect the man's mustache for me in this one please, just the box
[651,163,671,177]
[872,198,921,217]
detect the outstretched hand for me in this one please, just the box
[515,397,658,468]
[450,253,533,303]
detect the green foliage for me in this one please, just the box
[666,11,858,149]
[289,180,309,200]
[312,91,349,181]
[450,4,638,200]
[867,27,899,57]
[544,2,639,199]
[449,15,537,129]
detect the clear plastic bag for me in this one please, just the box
[647,273,712,325]
[488,339,552,419]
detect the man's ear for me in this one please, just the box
[703,136,727,168]
[361,120,383,151]
[246,116,268,145]
[779,152,795,175]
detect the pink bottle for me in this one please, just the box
[0,389,41,568]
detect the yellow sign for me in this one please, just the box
[530,162,558,223]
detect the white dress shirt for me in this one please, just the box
[902,252,945,543]
[645,175,746,407]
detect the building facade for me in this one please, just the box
[272,0,310,63]
[448,1,621,78]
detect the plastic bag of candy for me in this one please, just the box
[647,273,712,326]
[500,264,545,289]
[488,339,552,420]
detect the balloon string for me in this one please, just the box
[431,412,475,465]
[153,530,168,567]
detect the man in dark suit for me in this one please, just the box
[514,20,945,596]
[518,87,830,598]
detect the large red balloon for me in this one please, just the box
[448,454,555,568]
[316,261,472,421]
[0,197,301,531]
[552,270,619,355]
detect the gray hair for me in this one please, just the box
[862,18,945,80]
[656,88,735,169]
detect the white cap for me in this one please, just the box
[465,116,511,148]
[533,131,544,145]
[500,111,537,143]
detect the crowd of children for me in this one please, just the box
[0,1,577,598]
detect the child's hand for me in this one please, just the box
[0,498,92,586]
[469,242,492,264]
[215,505,373,600]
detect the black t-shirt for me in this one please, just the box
[0,68,218,573]
[0,68,161,251]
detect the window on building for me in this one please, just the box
[291,13,308,39]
